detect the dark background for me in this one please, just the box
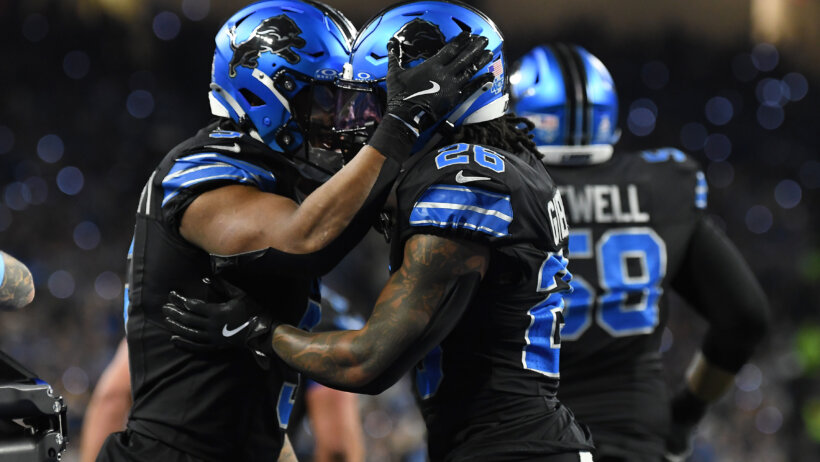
[0,0,818,460]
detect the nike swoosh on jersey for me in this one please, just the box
[204,143,242,153]
[222,320,250,337]
[404,81,441,101]
[455,170,491,183]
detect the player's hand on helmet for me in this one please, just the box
[664,387,709,461]
[368,31,495,163]
[162,277,279,367]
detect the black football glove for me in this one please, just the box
[664,387,709,461]
[368,31,495,163]
[162,277,279,368]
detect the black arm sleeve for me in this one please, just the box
[671,217,770,373]
[315,271,482,395]
[211,158,401,277]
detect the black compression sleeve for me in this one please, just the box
[211,158,401,277]
[671,217,770,373]
[318,271,482,395]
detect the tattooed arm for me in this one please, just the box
[270,234,489,390]
[0,251,35,310]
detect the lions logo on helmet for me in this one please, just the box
[228,15,306,77]
[392,18,446,68]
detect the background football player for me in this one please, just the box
[164,2,595,461]
[510,43,771,462]
[95,0,492,460]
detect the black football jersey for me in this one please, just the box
[548,148,707,456]
[389,142,593,459]
[123,120,320,461]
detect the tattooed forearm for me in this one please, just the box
[272,234,488,388]
[0,251,35,310]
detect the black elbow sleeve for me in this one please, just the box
[672,218,771,373]
[212,159,401,278]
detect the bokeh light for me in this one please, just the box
[627,100,657,137]
[22,14,48,42]
[757,104,784,130]
[57,166,84,195]
[745,205,773,234]
[756,78,788,106]
[48,270,76,299]
[751,43,779,72]
[127,90,155,119]
[4,182,31,211]
[73,221,101,250]
[703,133,731,162]
[704,96,733,125]
[62,366,90,395]
[774,180,801,209]
[735,363,763,392]
[153,11,181,41]
[735,388,763,412]
[37,134,64,163]
[95,271,123,300]
[182,0,211,21]
[756,406,784,435]
[783,72,808,102]
[63,50,91,80]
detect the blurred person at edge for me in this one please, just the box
[510,44,770,462]
[93,0,491,460]
[164,2,598,461]
[0,250,35,310]
[82,310,365,462]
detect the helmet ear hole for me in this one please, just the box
[240,89,266,107]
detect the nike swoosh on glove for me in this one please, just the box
[162,277,280,369]
[367,31,495,163]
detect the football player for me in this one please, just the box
[509,44,770,462]
[163,2,595,461]
[96,0,493,460]
[0,250,34,310]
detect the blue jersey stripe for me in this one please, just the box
[161,153,276,207]
[536,252,571,292]
[409,184,513,237]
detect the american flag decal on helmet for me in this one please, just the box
[489,58,504,94]
[489,58,503,77]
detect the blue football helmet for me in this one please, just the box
[510,44,619,165]
[339,0,508,142]
[209,0,357,177]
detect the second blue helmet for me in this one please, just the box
[348,0,509,132]
[511,44,619,164]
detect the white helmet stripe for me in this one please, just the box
[252,69,290,114]
[464,93,509,125]
[210,83,247,119]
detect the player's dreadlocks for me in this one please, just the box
[447,113,539,156]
